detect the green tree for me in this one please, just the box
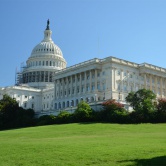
[0,95,19,129]
[101,99,128,123]
[157,98,166,113]
[74,101,92,122]
[126,89,156,122]
[0,94,35,129]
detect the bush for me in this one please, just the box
[74,101,93,122]
[55,111,73,124]
[37,115,56,126]
[101,99,128,123]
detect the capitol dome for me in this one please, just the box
[30,21,63,58]
[21,20,67,89]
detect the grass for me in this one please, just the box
[0,123,165,166]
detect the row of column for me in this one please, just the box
[55,69,100,99]
[143,73,166,96]
[111,67,166,96]
[112,68,136,91]
[23,71,53,83]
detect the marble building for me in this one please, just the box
[0,20,166,114]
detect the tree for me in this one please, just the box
[101,99,127,123]
[0,95,19,129]
[74,101,92,122]
[126,89,156,121]
[102,99,124,111]
[157,98,166,113]
[0,94,35,130]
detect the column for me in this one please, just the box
[71,75,73,96]
[155,76,158,95]
[95,69,97,91]
[133,73,135,91]
[127,71,129,91]
[84,71,87,93]
[54,80,57,99]
[75,74,77,95]
[66,77,69,97]
[144,73,147,89]
[120,69,123,91]
[150,74,152,90]
[62,78,64,97]
[114,68,116,90]
[90,70,92,92]
[79,73,82,94]
[160,77,163,97]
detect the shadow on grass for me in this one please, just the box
[118,156,166,166]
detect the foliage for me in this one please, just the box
[56,111,73,124]
[0,95,35,130]
[157,98,166,113]
[101,99,128,123]
[102,99,124,110]
[126,89,156,114]
[37,115,56,126]
[74,101,93,122]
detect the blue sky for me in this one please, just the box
[0,0,166,87]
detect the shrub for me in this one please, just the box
[37,115,56,126]
[74,101,93,122]
[56,111,73,124]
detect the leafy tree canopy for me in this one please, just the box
[157,98,166,113]
[126,89,156,114]
[74,101,92,121]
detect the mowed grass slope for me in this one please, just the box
[0,123,165,166]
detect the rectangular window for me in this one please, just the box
[46,61,48,66]
[97,83,100,90]
[81,86,84,92]
[32,103,34,109]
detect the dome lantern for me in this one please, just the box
[43,19,52,42]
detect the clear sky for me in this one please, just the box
[0,0,166,87]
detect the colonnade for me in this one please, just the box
[111,68,166,97]
[143,73,166,96]
[23,71,53,83]
[54,69,103,99]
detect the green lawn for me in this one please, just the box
[0,123,165,166]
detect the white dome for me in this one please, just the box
[31,41,63,57]
[30,28,63,58]
[21,20,67,90]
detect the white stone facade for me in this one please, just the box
[53,56,166,111]
[0,20,166,114]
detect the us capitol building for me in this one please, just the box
[0,20,166,114]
